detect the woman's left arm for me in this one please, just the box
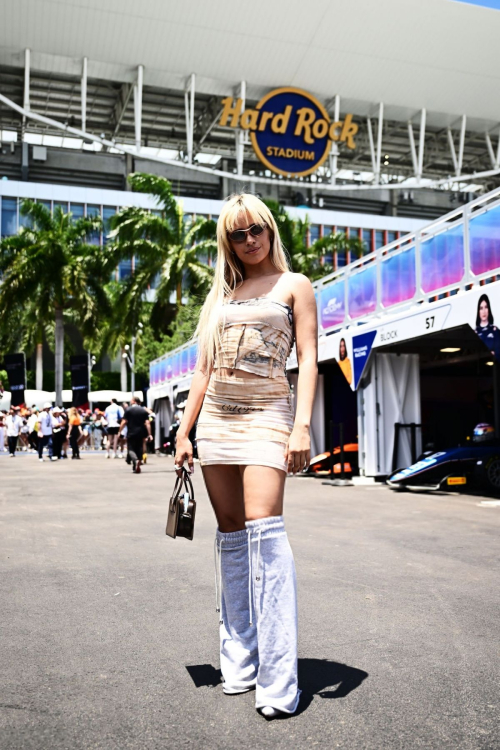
[285,273,318,474]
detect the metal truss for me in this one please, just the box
[1,55,500,193]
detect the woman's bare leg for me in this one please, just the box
[240,465,286,521]
[201,464,245,532]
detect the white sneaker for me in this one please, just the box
[113,453,118,459]
[106,454,111,459]
[51,456,58,461]
[39,458,44,462]
[260,707,283,719]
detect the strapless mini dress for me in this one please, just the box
[196,297,294,473]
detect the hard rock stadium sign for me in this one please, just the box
[219,86,358,178]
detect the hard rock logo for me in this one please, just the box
[219,86,358,178]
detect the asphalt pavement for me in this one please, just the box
[1,451,499,749]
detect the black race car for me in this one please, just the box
[387,443,500,495]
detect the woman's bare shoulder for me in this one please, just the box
[285,272,315,301]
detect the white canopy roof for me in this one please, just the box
[1,0,499,129]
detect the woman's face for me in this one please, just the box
[480,300,489,323]
[339,340,346,358]
[228,211,271,267]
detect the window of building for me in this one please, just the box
[102,206,116,245]
[388,231,397,244]
[362,229,372,253]
[333,227,347,267]
[37,200,51,212]
[375,230,385,250]
[150,271,161,289]
[309,225,320,245]
[70,203,84,221]
[1,198,17,237]
[86,204,101,245]
[53,201,68,213]
[118,260,133,280]
[19,198,34,229]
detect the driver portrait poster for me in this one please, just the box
[474,292,500,360]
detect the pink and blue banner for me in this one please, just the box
[470,204,500,277]
[188,343,198,371]
[421,224,464,293]
[348,265,377,319]
[381,246,416,308]
[320,280,345,330]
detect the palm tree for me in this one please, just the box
[263,199,316,275]
[0,202,112,405]
[310,232,367,276]
[91,281,146,391]
[108,173,216,330]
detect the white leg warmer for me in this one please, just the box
[215,528,258,694]
[246,515,300,714]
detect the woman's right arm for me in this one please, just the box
[175,363,212,474]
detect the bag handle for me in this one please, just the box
[169,466,194,511]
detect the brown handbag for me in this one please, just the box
[166,467,196,541]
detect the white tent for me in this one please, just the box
[89,390,143,403]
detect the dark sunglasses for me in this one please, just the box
[228,223,267,243]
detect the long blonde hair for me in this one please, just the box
[195,193,290,371]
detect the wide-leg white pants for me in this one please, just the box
[215,515,300,713]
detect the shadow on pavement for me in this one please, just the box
[186,664,222,688]
[295,658,368,714]
[186,658,368,715]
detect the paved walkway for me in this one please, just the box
[1,454,499,749]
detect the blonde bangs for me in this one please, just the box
[221,195,272,233]
[195,193,291,373]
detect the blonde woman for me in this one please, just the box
[175,194,317,719]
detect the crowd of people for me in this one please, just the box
[0,397,154,473]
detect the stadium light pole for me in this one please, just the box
[122,322,144,396]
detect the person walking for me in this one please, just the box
[52,407,66,459]
[5,406,23,458]
[174,194,317,719]
[38,402,57,462]
[92,410,104,451]
[118,397,152,474]
[67,407,82,459]
[0,410,6,452]
[6,407,24,457]
[27,408,40,451]
[104,398,124,459]
[59,409,69,459]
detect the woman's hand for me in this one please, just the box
[285,424,311,474]
[175,433,194,476]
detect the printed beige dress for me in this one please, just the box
[196,296,294,472]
